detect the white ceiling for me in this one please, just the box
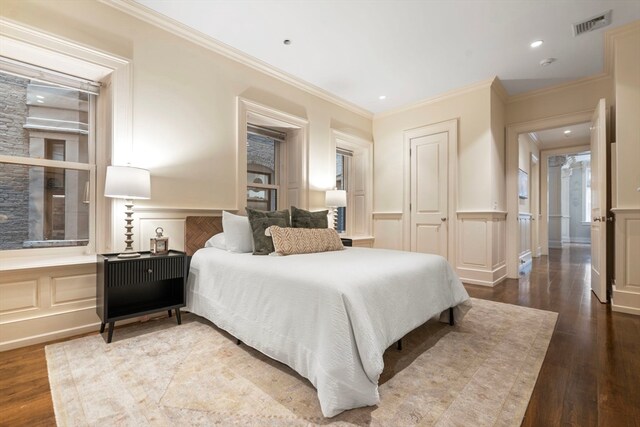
[531,122,591,149]
[134,0,640,114]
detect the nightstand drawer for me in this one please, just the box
[107,256,185,287]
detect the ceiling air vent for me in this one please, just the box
[573,10,612,36]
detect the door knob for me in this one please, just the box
[441,217,447,222]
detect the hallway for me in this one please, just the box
[465,245,640,426]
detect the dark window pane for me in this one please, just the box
[247,187,277,211]
[0,163,89,250]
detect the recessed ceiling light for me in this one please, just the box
[283,39,291,45]
[37,100,44,103]
[564,130,572,135]
[379,95,386,100]
[530,40,543,48]
[36,95,44,99]
[540,57,557,67]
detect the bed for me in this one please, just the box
[183,216,471,418]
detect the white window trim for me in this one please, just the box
[237,97,309,211]
[330,129,373,237]
[0,19,132,266]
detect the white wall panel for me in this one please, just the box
[51,274,95,305]
[0,280,38,314]
[460,220,487,267]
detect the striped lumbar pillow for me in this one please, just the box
[268,226,344,255]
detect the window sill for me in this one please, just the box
[0,254,98,272]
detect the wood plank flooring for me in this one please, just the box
[1,245,639,426]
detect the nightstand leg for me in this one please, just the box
[168,310,172,318]
[175,308,182,325]
[100,322,105,333]
[107,322,115,343]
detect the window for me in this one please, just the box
[335,149,352,233]
[246,125,285,211]
[584,163,591,222]
[0,67,96,251]
[332,130,373,237]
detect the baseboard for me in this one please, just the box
[457,265,507,287]
[611,285,640,316]
[0,323,100,352]
[0,310,169,352]
[611,303,640,315]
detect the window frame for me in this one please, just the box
[246,130,285,211]
[237,97,309,212]
[0,70,97,254]
[330,129,373,237]
[0,20,132,263]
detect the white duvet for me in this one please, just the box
[186,246,471,417]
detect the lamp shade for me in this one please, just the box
[104,165,150,199]
[325,189,347,207]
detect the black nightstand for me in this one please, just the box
[341,238,353,247]
[96,250,187,343]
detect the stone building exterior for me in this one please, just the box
[0,71,90,250]
[0,73,30,249]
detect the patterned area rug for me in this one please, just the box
[46,298,557,426]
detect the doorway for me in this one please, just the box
[402,119,458,262]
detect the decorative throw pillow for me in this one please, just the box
[222,211,253,253]
[204,232,226,250]
[290,206,329,229]
[269,225,343,255]
[245,208,291,255]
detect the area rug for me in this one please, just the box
[45,298,557,426]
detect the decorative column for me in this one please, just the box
[547,155,565,248]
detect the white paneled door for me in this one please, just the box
[590,98,608,303]
[410,131,448,257]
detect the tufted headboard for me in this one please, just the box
[184,216,223,256]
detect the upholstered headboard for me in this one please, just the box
[184,216,223,256]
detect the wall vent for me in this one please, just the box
[573,10,612,36]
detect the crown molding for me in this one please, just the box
[99,0,373,120]
[374,77,495,119]
[490,77,509,104]
[507,73,612,104]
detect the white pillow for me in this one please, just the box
[222,211,253,253]
[204,232,226,250]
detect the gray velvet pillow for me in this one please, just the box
[291,206,329,229]
[245,208,291,255]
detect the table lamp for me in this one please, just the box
[104,165,150,258]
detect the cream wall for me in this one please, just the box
[374,84,493,213]
[611,23,640,315]
[506,76,613,126]
[372,81,507,285]
[613,25,640,209]
[0,0,372,213]
[0,0,372,349]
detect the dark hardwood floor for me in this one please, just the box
[1,245,639,426]
[465,245,640,427]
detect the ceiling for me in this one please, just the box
[133,0,640,114]
[531,122,591,149]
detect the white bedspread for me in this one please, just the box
[186,247,471,417]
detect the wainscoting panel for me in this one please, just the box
[456,211,507,287]
[0,280,38,314]
[0,263,99,351]
[460,220,487,267]
[612,209,640,315]
[372,212,403,250]
[51,273,96,306]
